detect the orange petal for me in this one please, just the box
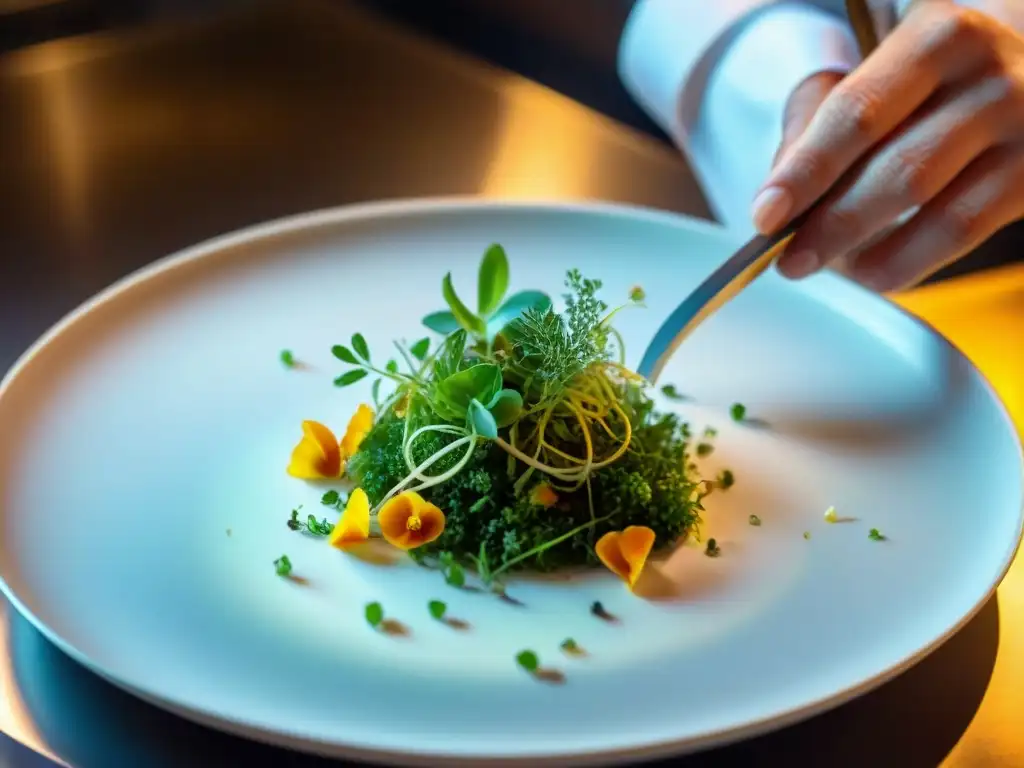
[596,526,655,588]
[328,488,370,550]
[340,403,375,457]
[287,421,343,479]
[618,526,655,586]
[405,501,445,549]
[377,491,419,548]
[530,484,559,509]
[596,531,631,583]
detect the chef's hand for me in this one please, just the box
[754,0,1024,292]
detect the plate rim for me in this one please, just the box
[1,196,1021,766]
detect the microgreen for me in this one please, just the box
[730,403,747,422]
[629,285,645,302]
[696,443,714,457]
[717,469,735,490]
[704,538,721,557]
[280,349,295,368]
[274,555,292,577]
[749,514,761,526]
[869,528,886,541]
[560,638,580,654]
[365,602,384,628]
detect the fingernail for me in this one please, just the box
[752,187,793,233]
[780,249,818,279]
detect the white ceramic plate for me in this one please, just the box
[0,200,1021,766]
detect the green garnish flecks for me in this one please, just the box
[428,600,447,620]
[280,349,296,368]
[730,402,747,422]
[516,650,539,673]
[274,555,292,576]
[629,285,646,303]
[287,508,334,536]
[661,384,686,401]
[749,514,761,526]
[321,490,343,508]
[803,531,811,540]
[869,528,886,541]
[560,638,580,654]
[704,538,721,557]
[365,602,384,628]
[696,442,714,457]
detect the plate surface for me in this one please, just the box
[0,200,1021,766]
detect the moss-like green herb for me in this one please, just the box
[280,349,296,368]
[365,602,384,628]
[730,402,747,422]
[869,528,886,541]
[704,538,721,557]
[428,600,447,620]
[321,490,344,509]
[274,555,292,576]
[560,638,580,654]
[717,469,735,490]
[749,514,761,526]
[516,650,539,673]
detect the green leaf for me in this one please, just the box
[434,363,502,420]
[386,359,399,374]
[334,369,369,387]
[274,555,292,577]
[485,388,523,427]
[730,402,747,422]
[371,378,382,406]
[410,337,430,361]
[280,349,295,368]
[351,333,371,361]
[365,602,384,628]
[442,273,486,336]
[428,600,447,620]
[477,243,509,317]
[321,490,340,506]
[332,345,360,365]
[422,310,460,335]
[468,398,498,439]
[488,290,552,336]
[433,329,467,381]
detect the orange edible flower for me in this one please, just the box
[595,526,656,589]
[328,488,370,550]
[287,420,343,479]
[377,491,446,550]
[341,403,375,458]
[530,483,559,509]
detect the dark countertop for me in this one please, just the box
[0,1,1010,766]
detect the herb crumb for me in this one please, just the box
[517,650,539,674]
[365,602,384,628]
[730,402,747,422]
[274,555,292,577]
[803,531,811,540]
[696,442,714,457]
[869,528,886,541]
[280,349,296,368]
[560,638,579,654]
[717,469,735,490]
[704,538,721,557]
[428,600,447,620]
[661,384,686,401]
[824,506,838,523]
[748,514,761,526]
[629,285,646,302]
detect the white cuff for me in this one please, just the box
[618,1,860,232]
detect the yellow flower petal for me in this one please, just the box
[340,403,375,457]
[595,526,655,588]
[378,491,446,550]
[287,420,343,479]
[328,488,370,550]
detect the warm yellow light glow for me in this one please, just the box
[896,265,1024,767]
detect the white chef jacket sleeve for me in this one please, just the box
[618,0,861,233]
